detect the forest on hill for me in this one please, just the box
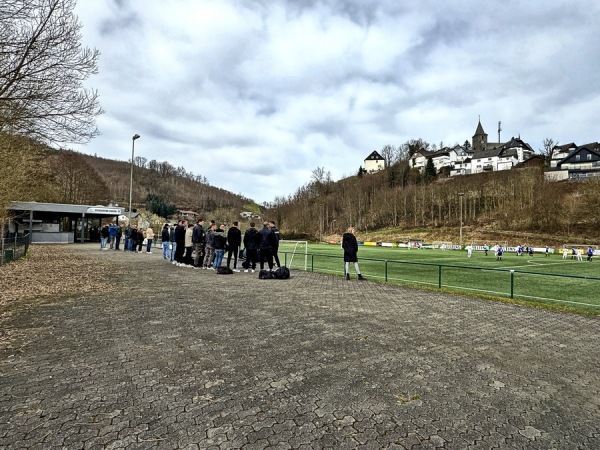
[266,158,600,247]
[0,133,255,223]
[3,130,600,248]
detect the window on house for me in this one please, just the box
[587,154,592,161]
[576,154,581,161]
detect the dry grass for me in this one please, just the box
[0,245,119,306]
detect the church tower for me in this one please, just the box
[472,119,488,153]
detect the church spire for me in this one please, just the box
[472,117,488,152]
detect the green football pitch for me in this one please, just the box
[277,242,600,313]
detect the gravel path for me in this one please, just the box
[1,244,599,449]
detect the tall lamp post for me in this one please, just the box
[458,192,464,247]
[128,134,141,225]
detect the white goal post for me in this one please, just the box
[432,241,454,250]
[278,240,308,271]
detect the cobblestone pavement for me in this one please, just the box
[1,245,599,449]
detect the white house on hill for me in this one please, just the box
[364,150,385,173]
[546,142,600,181]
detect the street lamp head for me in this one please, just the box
[458,192,464,196]
[132,134,140,140]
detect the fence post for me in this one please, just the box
[438,265,442,288]
[311,254,314,272]
[14,235,17,258]
[385,260,388,282]
[510,270,515,298]
[1,237,4,265]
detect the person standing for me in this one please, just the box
[115,225,122,250]
[125,225,136,252]
[496,245,503,261]
[145,226,155,253]
[269,221,282,268]
[203,223,217,269]
[161,223,170,260]
[192,219,206,268]
[100,224,109,250]
[258,222,276,271]
[341,226,365,280]
[169,223,177,262]
[183,223,194,266]
[136,227,144,253]
[226,221,242,272]
[243,222,260,273]
[212,225,227,269]
[108,223,118,249]
[174,220,186,264]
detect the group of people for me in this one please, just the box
[562,246,594,261]
[162,219,283,273]
[98,223,155,253]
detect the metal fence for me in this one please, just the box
[282,252,600,311]
[1,233,31,266]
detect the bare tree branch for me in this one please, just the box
[0,0,104,144]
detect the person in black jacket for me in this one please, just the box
[242,222,260,273]
[169,224,177,262]
[192,219,206,268]
[161,223,170,260]
[174,220,187,264]
[115,225,123,250]
[258,222,277,271]
[226,221,242,272]
[342,226,365,280]
[269,221,282,268]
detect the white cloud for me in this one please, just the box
[71,0,600,204]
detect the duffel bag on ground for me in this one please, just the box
[216,266,233,274]
[273,266,290,279]
[258,269,274,279]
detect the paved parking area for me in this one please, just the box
[1,245,599,449]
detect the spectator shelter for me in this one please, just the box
[7,202,124,244]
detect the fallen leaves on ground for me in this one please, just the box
[0,245,119,307]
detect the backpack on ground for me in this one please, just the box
[273,266,290,279]
[216,266,233,275]
[258,269,274,279]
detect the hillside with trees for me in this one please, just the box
[0,133,253,223]
[267,143,600,246]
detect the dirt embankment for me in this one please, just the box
[324,226,581,247]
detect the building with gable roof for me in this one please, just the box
[465,120,534,174]
[364,150,385,173]
[549,143,577,168]
[546,142,600,181]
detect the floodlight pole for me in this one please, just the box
[129,134,141,225]
[458,192,464,247]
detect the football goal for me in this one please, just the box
[432,241,454,250]
[278,240,308,271]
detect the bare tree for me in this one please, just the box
[380,145,395,167]
[0,0,103,144]
[540,138,557,158]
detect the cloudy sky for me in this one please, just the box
[71,0,600,204]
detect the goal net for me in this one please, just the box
[407,239,423,249]
[278,240,308,270]
[471,240,504,252]
[432,241,454,250]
